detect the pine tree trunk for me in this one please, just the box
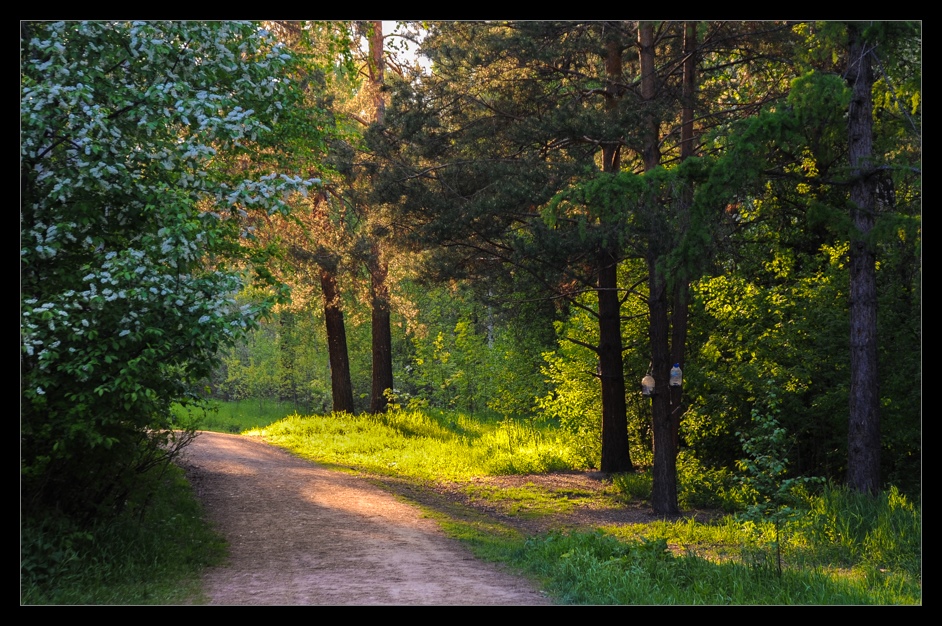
[640,21,679,515]
[846,23,880,494]
[369,254,393,413]
[649,258,679,515]
[598,246,633,473]
[320,266,355,414]
[366,20,395,414]
[668,21,697,456]
[596,26,632,473]
[669,282,689,453]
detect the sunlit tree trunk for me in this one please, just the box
[369,246,394,413]
[320,264,355,413]
[366,20,394,413]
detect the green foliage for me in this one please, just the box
[686,241,852,480]
[536,259,653,469]
[21,463,226,605]
[215,302,334,413]
[736,389,820,525]
[675,451,739,511]
[538,349,602,468]
[394,281,553,417]
[512,528,909,604]
[736,386,824,574]
[21,21,317,520]
[611,471,652,503]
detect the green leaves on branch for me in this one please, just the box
[21,21,319,520]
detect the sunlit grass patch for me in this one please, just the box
[464,483,577,518]
[173,398,298,434]
[255,409,589,481]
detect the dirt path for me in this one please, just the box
[178,431,553,605]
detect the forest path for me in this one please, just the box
[178,431,552,605]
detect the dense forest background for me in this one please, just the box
[22,21,920,526]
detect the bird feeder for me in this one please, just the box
[670,364,682,387]
[641,375,655,397]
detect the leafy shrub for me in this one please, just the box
[676,450,740,511]
[21,21,313,520]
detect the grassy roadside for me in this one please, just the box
[21,463,227,605]
[22,404,921,605]
[256,409,922,605]
[361,470,921,605]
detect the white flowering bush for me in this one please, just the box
[21,21,317,518]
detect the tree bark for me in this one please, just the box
[648,258,678,514]
[595,24,633,473]
[598,246,633,473]
[845,23,880,494]
[639,21,680,515]
[366,20,395,414]
[639,21,660,173]
[668,21,697,454]
[369,250,394,413]
[320,265,355,414]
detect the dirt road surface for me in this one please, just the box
[179,431,553,605]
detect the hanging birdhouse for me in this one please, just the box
[641,375,655,396]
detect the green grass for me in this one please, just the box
[253,409,584,480]
[173,398,300,434]
[511,530,897,605]
[21,464,226,605]
[464,483,580,518]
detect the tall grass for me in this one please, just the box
[544,484,922,605]
[800,484,922,574]
[256,409,585,480]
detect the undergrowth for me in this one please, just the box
[172,398,298,434]
[21,463,226,605]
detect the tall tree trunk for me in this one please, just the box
[369,249,393,413]
[320,265,355,414]
[596,25,633,473]
[366,20,395,414]
[598,246,633,472]
[640,20,681,515]
[668,21,697,454]
[639,22,660,173]
[845,23,880,494]
[648,258,678,514]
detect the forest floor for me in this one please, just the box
[178,431,709,605]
